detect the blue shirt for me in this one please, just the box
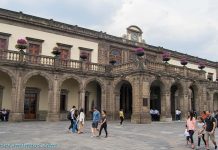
[93,110,100,122]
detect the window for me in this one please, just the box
[207,73,213,81]
[128,51,136,61]
[57,43,72,67]
[0,32,11,58]
[79,47,93,62]
[109,49,122,65]
[26,37,44,63]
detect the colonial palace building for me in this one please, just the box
[0,8,217,123]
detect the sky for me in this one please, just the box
[1,0,218,62]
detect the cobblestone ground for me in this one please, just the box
[0,121,218,150]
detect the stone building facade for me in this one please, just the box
[0,8,218,123]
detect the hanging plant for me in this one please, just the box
[162,51,171,62]
[80,52,88,60]
[180,57,188,66]
[51,47,61,56]
[15,38,28,50]
[135,47,144,56]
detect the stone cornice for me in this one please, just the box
[0,8,217,68]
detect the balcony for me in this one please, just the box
[0,50,209,80]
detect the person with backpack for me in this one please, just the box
[205,110,217,150]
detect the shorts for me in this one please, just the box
[92,122,98,128]
[205,131,215,141]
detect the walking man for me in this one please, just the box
[205,110,217,150]
[91,107,100,137]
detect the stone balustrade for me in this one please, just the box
[0,50,212,81]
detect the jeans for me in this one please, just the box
[72,120,77,133]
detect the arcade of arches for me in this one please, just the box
[0,68,218,124]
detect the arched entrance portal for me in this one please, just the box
[24,75,49,120]
[115,80,132,119]
[150,80,163,121]
[189,85,198,112]
[85,81,102,118]
[0,70,12,111]
[60,78,80,116]
[213,93,218,111]
[170,83,183,120]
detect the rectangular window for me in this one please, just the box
[56,43,72,67]
[79,47,93,62]
[0,32,11,59]
[26,37,44,64]
[60,89,68,112]
[207,73,213,81]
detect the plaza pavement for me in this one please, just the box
[0,120,218,150]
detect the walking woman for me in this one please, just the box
[186,111,196,149]
[78,108,85,134]
[98,110,108,138]
[197,117,206,148]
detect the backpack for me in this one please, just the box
[210,117,217,128]
[67,111,71,120]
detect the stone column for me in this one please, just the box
[181,88,189,120]
[131,75,151,124]
[47,76,59,121]
[208,91,214,112]
[79,89,85,109]
[161,89,171,121]
[10,71,24,121]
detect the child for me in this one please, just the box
[197,117,206,148]
[184,125,190,145]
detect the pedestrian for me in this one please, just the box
[197,117,206,149]
[98,110,108,138]
[205,110,217,150]
[1,108,7,121]
[176,108,181,121]
[72,109,79,133]
[78,108,85,134]
[119,109,124,125]
[91,107,100,137]
[186,111,196,149]
[68,106,76,132]
[150,109,154,121]
[184,125,190,145]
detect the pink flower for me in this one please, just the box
[17,38,27,45]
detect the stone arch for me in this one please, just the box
[170,81,184,120]
[149,78,166,121]
[58,74,82,91]
[84,77,106,113]
[84,77,106,92]
[22,71,53,120]
[22,71,53,90]
[188,82,199,112]
[113,77,134,92]
[114,79,133,119]
[0,67,15,111]
[213,92,218,111]
[0,67,16,87]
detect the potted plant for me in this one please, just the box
[109,57,116,65]
[162,51,171,63]
[15,38,28,52]
[198,61,205,70]
[80,52,88,60]
[135,47,144,56]
[180,57,188,66]
[52,47,61,56]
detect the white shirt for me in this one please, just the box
[70,108,75,119]
[150,109,154,114]
[176,110,181,115]
[79,112,85,124]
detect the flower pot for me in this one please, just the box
[52,50,61,56]
[15,44,28,50]
[198,65,205,70]
[181,61,188,66]
[163,57,170,62]
[135,48,144,56]
[80,52,88,60]
[109,60,116,65]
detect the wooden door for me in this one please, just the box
[60,49,70,66]
[28,43,40,63]
[0,38,7,58]
[24,92,37,119]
